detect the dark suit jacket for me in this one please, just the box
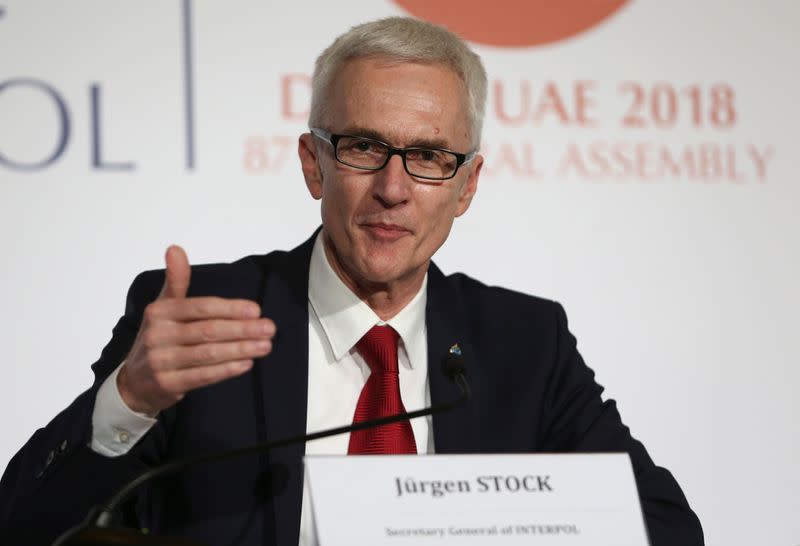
[0,233,704,545]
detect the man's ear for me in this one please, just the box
[298,133,323,200]
[455,154,483,217]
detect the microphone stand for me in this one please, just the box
[53,353,470,546]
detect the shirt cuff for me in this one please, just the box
[90,362,158,457]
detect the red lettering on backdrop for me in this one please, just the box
[554,141,771,183]
[493,81,596,126]
[635,142,652,178]
[725,146,746,184]
[587,141,611,177]
[483,141,542,178]
[698,144,723,182]
[611,142,635,178]
[532,83,570,124]
[574,80,598,127]
[658,146,683,178]
[557,143,589,177]
[749,146,773,182]
[243,136,294,174]
[281,74,311,121]
[618,82,737,130]
[493,80,528,125]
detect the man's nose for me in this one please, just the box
[373,154,412,207]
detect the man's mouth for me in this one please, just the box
[361,222,412,240]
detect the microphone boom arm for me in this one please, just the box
[94,369,470,528]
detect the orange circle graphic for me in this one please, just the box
[393,0,630,47]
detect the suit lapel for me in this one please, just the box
[255,233,316,546]
[425,263,483,453]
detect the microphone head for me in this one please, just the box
[440,344,466,381]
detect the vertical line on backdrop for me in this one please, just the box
[182,0,196,169]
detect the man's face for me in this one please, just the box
[299,57,482,299]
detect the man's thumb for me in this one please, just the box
[160,245,191,299]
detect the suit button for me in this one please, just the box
[59,440,68,452]
[45,450,55,467]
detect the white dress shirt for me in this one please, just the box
[300,234,430,545]
[91,233,431,545]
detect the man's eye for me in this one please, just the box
[350,140,380,154]
[408,149,444,163]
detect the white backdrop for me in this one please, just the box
[1,1,798,544]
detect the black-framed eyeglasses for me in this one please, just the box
[310,128,476,182]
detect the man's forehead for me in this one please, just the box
[327,57,472,148]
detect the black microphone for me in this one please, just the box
[53,345,470,546]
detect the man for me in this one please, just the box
[0,17,703,545]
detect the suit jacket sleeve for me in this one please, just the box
[541,302,704,545]
[0,271,169,545]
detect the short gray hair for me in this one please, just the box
[309,17,488,149]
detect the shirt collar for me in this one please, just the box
[308,233,427,367]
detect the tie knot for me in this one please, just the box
[356,325,399,374]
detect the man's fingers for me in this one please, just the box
[145,296,261,322]
[152,339,272,370]
[160,360,254,394]
[143,318,275,347]
[160,245,191,299]
[180,318,275,345]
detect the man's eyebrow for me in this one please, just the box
[340,126,453,150]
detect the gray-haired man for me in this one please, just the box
[0,17,703,546]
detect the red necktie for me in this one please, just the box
[348,325,418,454]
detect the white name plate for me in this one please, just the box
[305,453,649,545]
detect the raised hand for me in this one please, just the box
[117,246,275,416]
